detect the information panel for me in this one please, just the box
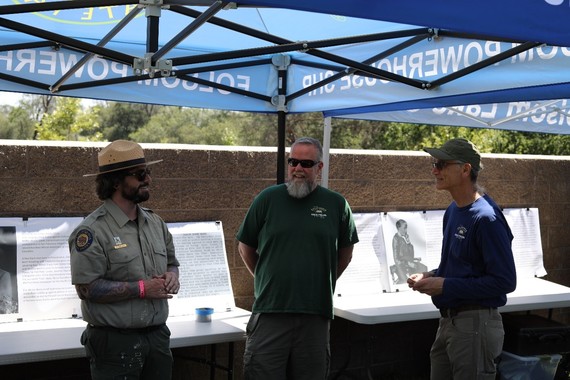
[336,208,545,295]
[0,208,544,323]
[0,218,235,323]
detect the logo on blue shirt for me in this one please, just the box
[454,226,467,240]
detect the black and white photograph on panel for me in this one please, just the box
[382,212,429,292]
[0,226,18,314]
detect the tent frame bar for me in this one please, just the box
[429,40,543,89]
[51,7,144,93]
[288,33,430,102]
[0,17,134,65]
[0,1,545,104]
[440,99,564,128]
[0,0,566,175]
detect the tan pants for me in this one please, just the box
[430,308,504,380]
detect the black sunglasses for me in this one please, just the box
[287,158,320,168]
[126,168,151,181]
[432,161,463,170]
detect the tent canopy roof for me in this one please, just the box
[0,0,569,134]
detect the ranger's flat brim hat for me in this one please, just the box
[84,140,162,177]
[424,138,483,171]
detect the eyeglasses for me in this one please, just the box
[432,161,463,170]
[126,168,151,181]
[287,158,320,168]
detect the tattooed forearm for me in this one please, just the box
[75,279,138,303]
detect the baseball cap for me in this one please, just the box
[423,138,483,171]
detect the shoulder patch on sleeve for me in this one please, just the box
[75,229,93,252]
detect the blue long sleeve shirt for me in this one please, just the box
[432,194,517,309]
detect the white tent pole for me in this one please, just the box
[322,116,332,189]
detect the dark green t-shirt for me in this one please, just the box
[236,184,359,319]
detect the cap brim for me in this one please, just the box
[423,148,456,161]
[83,159,163,177]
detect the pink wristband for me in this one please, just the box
[138,280,145,299]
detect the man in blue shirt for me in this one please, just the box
[408,138,516,380]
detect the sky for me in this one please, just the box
[0,91,23,106]
[0,91,96,107]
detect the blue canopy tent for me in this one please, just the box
[0,0,569,182]
[327,98,570,135]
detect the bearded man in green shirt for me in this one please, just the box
[237,137,359,380]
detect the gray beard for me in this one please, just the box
[286,180,314,199]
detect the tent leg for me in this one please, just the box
[321,116,331,189]
[272,54,290,185]
[277,111,286,184]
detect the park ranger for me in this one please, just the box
[69,140,180,380]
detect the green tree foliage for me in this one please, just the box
[20,94,56,123]
[97,102,156,141]
[2,94,569,155]
[296,114,567,155]
[130,107,240,145]
[0,106,35,139]
[236,112,280,147]
[35,97,102,141]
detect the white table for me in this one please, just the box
[168,310,250,380]
[0,318,88,365]
[169,309,250,349]
[334,277,570,324]
[0,308,251,366]
[333,278,570,379]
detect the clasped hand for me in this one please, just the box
[407,273,444,296]
[145,272,180,299]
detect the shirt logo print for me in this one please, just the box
[454,226,467,240]
[311,206,328,219]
